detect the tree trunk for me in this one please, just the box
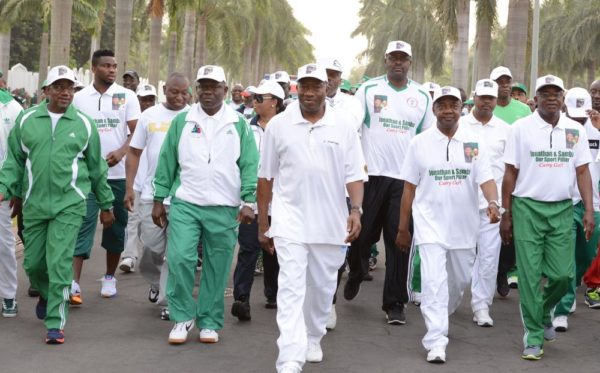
[167,31,177,77]
[89,10,103,64]
[49,0,73,66]
[587,60,596,88]
[566,70,574,89]
[115,0,135,81]
[195,16,207,69]
[39,32,49,95]
[251,27,262,85]
[475,14,492,81]
[180,9,196,82]
[451,0,470,91]
[148,14,163,87]
[0,31,10,79]
[413,59,425,83]
[242,47,253,86]
[504,0,529,84]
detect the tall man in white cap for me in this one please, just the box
[258,63,366,373]
[459,79,510,327]
[396,86,499,363]
[345,40,433,325]
[318,57,363,129]
[271,71,293,106]
[153,65,258,345]
[551,87,600,332]
[0,65,114,343]
[500,75,595,360]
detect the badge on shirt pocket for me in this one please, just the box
[463,142,479,163]
[565,129,579,149]
[374,95,387,113]
[112,93,126,110]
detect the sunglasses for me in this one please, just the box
[253,94,273,103]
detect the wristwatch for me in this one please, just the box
[350,205,363,215]
[242,202,256,210]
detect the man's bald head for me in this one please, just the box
[164,72,190,111]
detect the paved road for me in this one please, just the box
[1,230,599,373]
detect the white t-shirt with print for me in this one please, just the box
[573,118,600,211]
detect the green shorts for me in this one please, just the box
[73,179,128,259]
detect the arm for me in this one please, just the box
[500,164,519,244]
[0,114,27,202]
[124,146,143,211]
[576,164,595,240]
[106,119,136,167]
[257,177,274,254]
[345,180,364,243]
[480,179,501,223]
[395,181,416,252]
[236,118,259,203]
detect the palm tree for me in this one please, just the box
[179,3,196,82]
[474,0,498,81]
[0,30,10,79]
[115,0,134,77]
[49,0,74,66]
[434,0,470,91]
[504,0,530,84]
[147,0,164,87]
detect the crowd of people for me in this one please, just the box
[1,40,600,372]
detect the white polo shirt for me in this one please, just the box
[0,99,23,166]
[355,76,434,179]
[328,89,363,132]
[130,103,189,201]
[504,111,593,202]
[400,124,494,249]
[460,112,511,210]
[73,83,141,179]
[573,118,600,211]
[259,101,368,245]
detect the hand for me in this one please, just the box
[99,209,115,229]
[124,188,135,212]
[395,228,412,252]
[258,223,274,255]
[583,209,595,241]
[9,197,22,218]
[106,149,126,167]
[152,201,167,228]
[345,211,362,243]
[237,206,255,225]
[588,109,600,129]
[486,203,501,224]
[500,214,513,244]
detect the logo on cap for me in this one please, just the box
[58,67,67,75]
[483,81,493,88]
[275,73,281,79]
[576,98,585,108]
[204,66,213,75]
[333,60,341,69]
[145,85,151,90]
[442,88,451,95]
[545,76,554,83]
[396,42,404,49]
[306,65,316,74]
[429,83,435,89]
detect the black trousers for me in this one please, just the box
[347,176,411,311]
[232,217,279,302]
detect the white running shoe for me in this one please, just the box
[119,257,135,273]
[280,365,301,373]
[553,315,568,332]
[306,341,323,363]
[199,329,219,343]
[473,309,494,327]
[168,319,195,344]
[100,276,117,298]
[570,301,576,314]
[326,305,337,330]
[412,291,422,306]
[427,346,446,363]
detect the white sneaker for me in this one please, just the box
[199,329,219,343]
[570,301,576,314]
[100,276,117,298]
[280,365,301,373]
[553,315,568,332]
[71,280,81,296]
[473,309,494,327]
[306,341,323,363]
[326,305,337,330]
[168,319,195,344]
[426,346,446,363]
[412,291,422,306]
[119,257,135,273]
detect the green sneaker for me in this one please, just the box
[1,298,18,318]
[522,345,543,360]
[584,288,600,309]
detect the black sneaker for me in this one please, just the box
[231,300,251,321]
[265,299,277,309]
[36,297,47,320]
[344,278,361,301]
[160,307,170,321]
[28,286,40,297]
[148,286,159,303]
[497,274,510,297]
[386,304,406,325]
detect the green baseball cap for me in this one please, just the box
[465,99,474,105]
[511,82,527,95]
[41,79,48,88]
[340,79,352,92]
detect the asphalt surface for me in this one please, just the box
[1,230,599,373]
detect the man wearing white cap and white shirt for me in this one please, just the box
[258,63,367,373]
[396,86,499,363]
[345,40,434,326]
[152,65,258,345]
[552,87,600,332]
[500,75,595,360]
[0,65,114,343]
[137,84,157,112]
[271,71,293,106]
[318,57,363,130]
[460,79,510,327]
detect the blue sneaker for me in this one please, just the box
[36,297,47,320]
[522,345,543,360]
[45,329,65,344]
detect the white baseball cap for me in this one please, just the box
[423,82,440,92]
[46,65,77,86]
[271,71,291,84]
[136,84,157,97]
[250,80,285,100]
[474,79,498,97]
[535,74,565,93]
[297,64,328,83]
[385,40,412,57]
[317,58,343,73]
[433,86,462,104]
[490,66,512,81]
[565,87,592,119]
[196,65,226,83]
[75,80,85,89]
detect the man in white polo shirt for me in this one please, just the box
[501,75,595,360]
[71,49,141,302]
[396,86,499,364]
[318,57,363,130]
[258,63,366,373]
[345,40,434,326]
[460,79,511,327]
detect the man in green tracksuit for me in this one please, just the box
[152,65,258,345]
[0,66,114,344]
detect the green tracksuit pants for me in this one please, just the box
[554,202,600,316]
[410,245,421,293]
[512,197,573,348]
[23,211,84,330]
[166,199,238,330]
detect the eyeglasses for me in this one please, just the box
[253,94,273,103]
[538,91,564,100]
[50,84,75,93]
